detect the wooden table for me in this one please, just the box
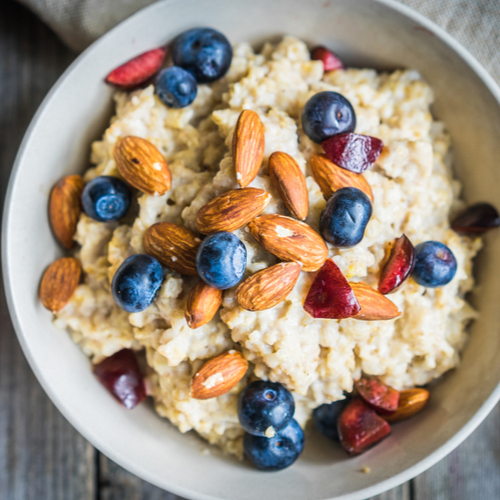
[1,1,500,498]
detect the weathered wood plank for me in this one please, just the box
[367,484,411,500]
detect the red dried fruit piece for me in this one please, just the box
[311,46,345,72]
[322,133,384,174]
[451,203,500,235]
[355,375,399,415]
[304,259,360,319]
[378,234,416,294]
[338,398,391,455]
[105,47,167,89]
[93,349,146,409]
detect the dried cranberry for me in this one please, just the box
[355,375,399,415]
[311,46,345,72]
[378,234,416,294]
[451,203,500,235]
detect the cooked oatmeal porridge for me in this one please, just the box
[51,35,481,458]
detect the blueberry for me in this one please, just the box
[112,254,163,313]
[320,187,372,247]
[172,28,232,83]
[302,91,356,143]
[196,232,246,290]
[238,381,295,437]
[155,66,197,108]
[81,176,131,222]
[412,241,457,287]
[313,398,350,441]
[244,419,304,471]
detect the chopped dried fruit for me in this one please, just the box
[451,203,500,235]
[378,234,416,294]
[338,398,391,455]
[311,46,345,71]
[355,375,399,415]
[105,47,167,89]
[384,388,430,423]
[322,133,384,173]
[304,259,360,319]
[93,349,147,409]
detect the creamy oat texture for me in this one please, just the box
[54,36,480,457]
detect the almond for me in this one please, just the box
[40,257,81,312]
[248,214,328,272]
[232,110,265,188]
[310,154,373,202]
[185,280,223,329]
[384,388,430,423]
[236,262,301,311]
[269,151,309,220]
[350,282,401,320]
[196,188,271,235]
[114,136,171,195]
[191,350,248,399]
[49,175,84,249]
[144,222,201,275]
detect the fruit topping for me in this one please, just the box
[81,175,131,222]
[40,257,81,312]
[412,241,457,287]
[350,282,401,321]
[378,234,416,294]
[354,375,399,415]
[319,187,372,247]
[172,28,232,83]
[338,398,391,455]
[105,47,167,89]
[384,388,430,423]
[185,280,223,329]
[111,254,164,313]
[196,231,247,290]
[322,133,383,173]
[155,66,198,108]
[244,419,304,471]
[311,46,345,72]
[93,349,146,409]
[302,91,356,144]
[451,203,500,235]
[313,398,350,441]
[238,381,295,437]
[304,259,360,319]
[191,350,248,399]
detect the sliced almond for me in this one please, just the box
[49,175,84,249]
[384,388,430,423]
[185,280,223,329]
[248,214,328,272]
[114,136,171,195]
[40,257,81,312]
[232,110,265,188]
[310,153,373,202]
[144,222,201,275]
[191,351,248,399]
[269,151,309,220]
[236,262,301,311]
[350,282,401,320]
[196,188,271,235]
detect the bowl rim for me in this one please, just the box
[3,0,500,499]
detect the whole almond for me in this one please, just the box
[236,262,301,311]
[185,280,223,329]
[384,388,430,423]
[40,257,81,312]
[114,136,171,195]
[269,152,309,220]
[49,175,84,249]
[144,222,201,275]
[350,282,401,320]
[196,188,271,235]
[232,110,265,188]
[248,214,328,272]
[191,350,248,399]
[310,154,373,202]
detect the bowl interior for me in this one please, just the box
[4,1,500,499]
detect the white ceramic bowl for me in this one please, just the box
[4,1,500,499]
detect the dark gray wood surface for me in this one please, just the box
[1,1,499,499]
